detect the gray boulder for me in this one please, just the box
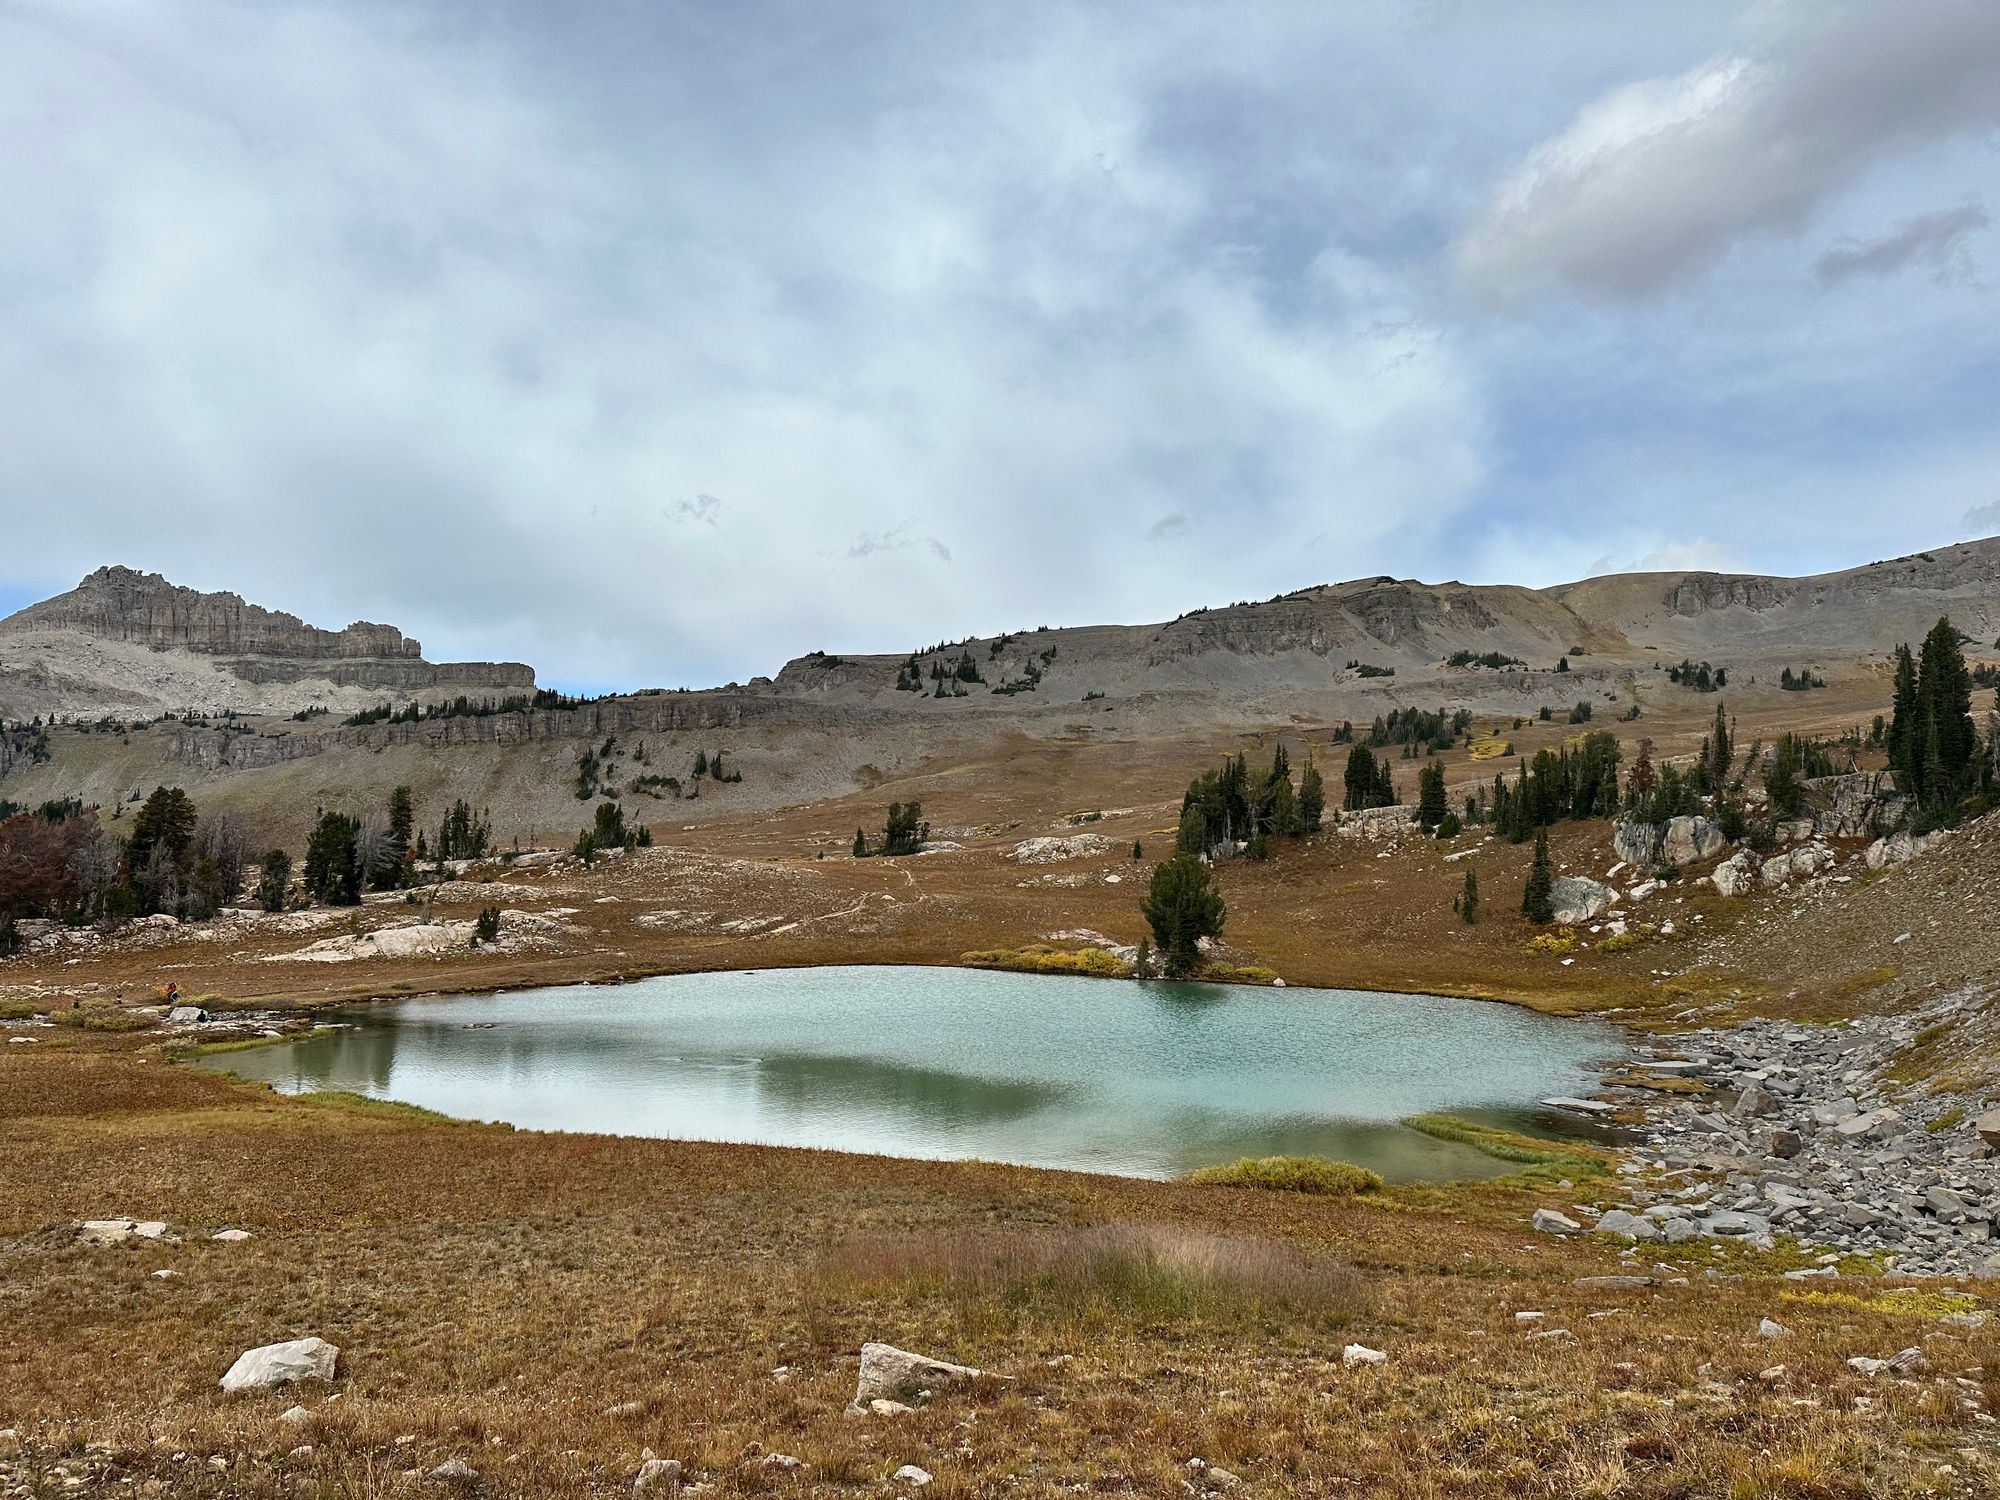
[1531,1208,1581,1234]
[851,1342,988,1411]
[1594,1209,1658,1241]
[1710,849,1760,897]
[1662,815,1726,867]
[1550,876,1616,925]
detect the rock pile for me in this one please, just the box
[1608,993,1999,1276]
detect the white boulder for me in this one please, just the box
[219,1337,339,1393]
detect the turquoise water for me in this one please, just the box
[197,966,1621,1181]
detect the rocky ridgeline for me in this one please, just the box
[2,566,429,660]
[1547,992,2000,1277]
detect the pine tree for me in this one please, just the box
[303,811,362,906]
[1343,743,1377,811]
[385,786,414,885]
[257,849,291,913]
[1417,761,1447,829]
[1887,643,1919,784]
[1521,828,1554,924]
[1704,704,1733,790]
[1133,937,1152,980]
[1299,756,1325,831]
[1140,853,1226,978]
[1461,868,1479,925]
[852,828,868,858]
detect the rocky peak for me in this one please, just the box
[3,566,424,660]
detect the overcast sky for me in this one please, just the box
[4,1,1999,691]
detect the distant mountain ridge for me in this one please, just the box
[0,566,534,720]
[6,566,425,660]
[4,538,1998,724]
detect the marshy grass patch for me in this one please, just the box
[1199,963,1281,985]
[1185,1155,1383,1196]
[1402,1113,1615,1183]
[0,1000,39,1020]
[959,944,1128,978]
[816,1223,1368,1336]
[1781,1286,1982,1320]
[50,1008,154,1033]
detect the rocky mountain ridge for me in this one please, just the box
[0,567,534,720]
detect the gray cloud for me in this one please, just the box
[667,493,724,526]
[1966,500,2000,537]
[1,2,1995,689]
[1456,3,2000,305]
[1817,201,1988,286]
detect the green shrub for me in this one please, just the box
[1187,1156,1383,1196]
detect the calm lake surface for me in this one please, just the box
[199,966,1622,1180]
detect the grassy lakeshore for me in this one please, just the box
[3,1034,1997,1498]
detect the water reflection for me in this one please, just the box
[199,966,1622,1181]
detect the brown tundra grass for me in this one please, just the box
[4,1040,2000,1497]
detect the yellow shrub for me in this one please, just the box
[1522,930,1577,957]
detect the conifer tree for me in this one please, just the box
[1417,760,1447,829]
[257,849,291,913]
[1141,853,1226,978]
[385,786,414,885]
[1521,827,1554,924]
[1703,704,1733,790]
[1299,756,1325,831]
[1461,867,1479,925]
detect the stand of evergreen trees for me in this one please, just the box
[1887,617,1993,827]
[1488,731,1621,840]
[1177,743,1326,858]
[854,801,928,858]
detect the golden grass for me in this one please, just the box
[816,1223,1369,1337]
[958,944,1128,977]
[1185,1156,1383,1195]
[2,1045,1996,1497]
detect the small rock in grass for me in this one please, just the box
[1531,1208,1581,1235]
[1342,1344,1387,1367]
[604,1401,643,1419]
[867,1399,915,1416]
[1758,1365,1788,1383]
[761,1453,808,1476]
[633,1456,682,1493]
[892,1465,933,1487]
[1758,1319,1790,1338]
[211,1229,253,1243]
[279,1406,311,1426]
[1514,1311,1546,1325]
[428,1459,478,1483]
[152,1269,177,1280]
